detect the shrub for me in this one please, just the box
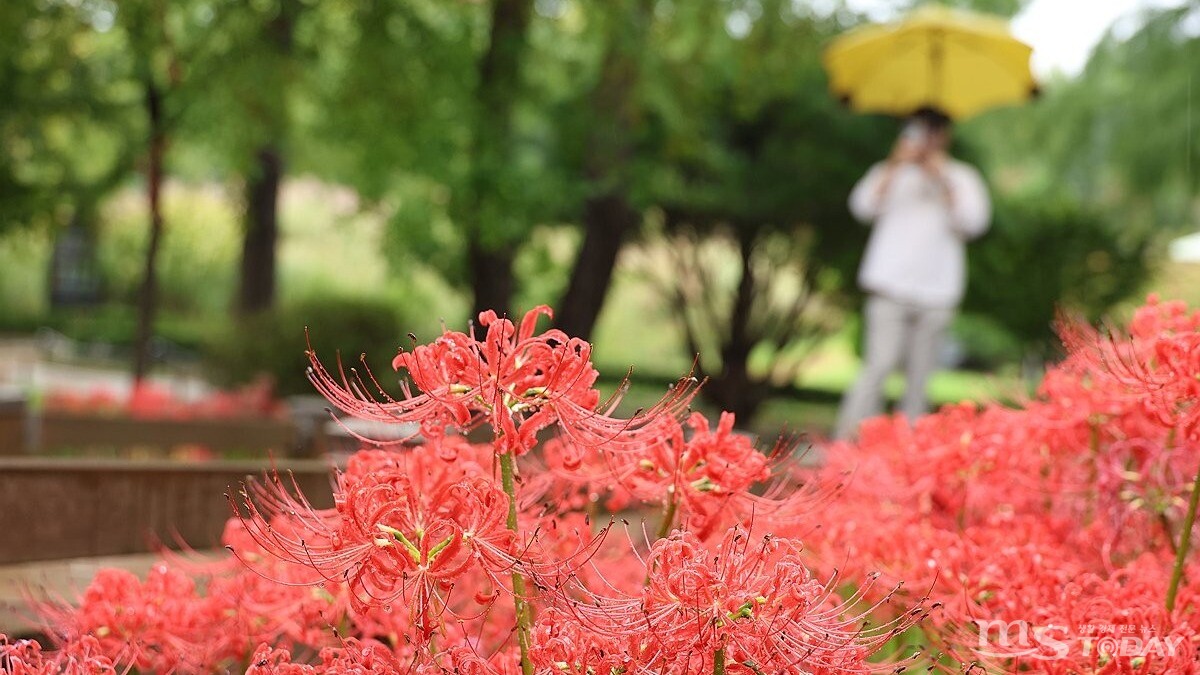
[964,197,1154,360]
[206,295,412,397]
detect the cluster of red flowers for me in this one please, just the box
[43,376,284,420]
[802,295,1200,672]
[6,298,1200,673]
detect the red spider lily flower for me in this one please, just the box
[937,550,1200,673]
[28,564,245,672]
[1057,297,1200,441]
[231,445,518,641]
[246,642,318,674]
[598,412,832,540]
[610,413,768,536]
[306,306,699,456]
[530,607,638,674]
[538,526,925,675]
[636,527,923,674]
[246,638,408,675]
[248,638,517,675]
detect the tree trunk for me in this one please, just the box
[553,0,647,341]
[469,243,516,324]
[554,193,639,340]
[237,2,294,315]
[133,79,166,382]
[465,0,532,321]
[238,146,282,314]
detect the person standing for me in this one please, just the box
[834,107,991,440]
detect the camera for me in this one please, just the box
[900,122,929,147]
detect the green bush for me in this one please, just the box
[0,227,50,324]
[963,197,1154,359]
[951,313,1023,371]
[206,295,414,397]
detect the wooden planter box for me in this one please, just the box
[0,397,25,456]
[31,411,301,457]
[0,458,335,565]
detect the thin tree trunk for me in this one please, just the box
[554,194,639,340]
[238,146,282,314]
[133,79,166,382]
[237,2,294,315]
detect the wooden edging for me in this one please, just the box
[0,458,337,566]
[30,411,301,456]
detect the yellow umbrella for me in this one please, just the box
[823,5,1037,120]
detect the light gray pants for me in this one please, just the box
[835,294,954,440]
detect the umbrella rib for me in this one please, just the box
[942,31,1032,83]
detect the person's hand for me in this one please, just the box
[921,151,954,204]
[921,149,947,175]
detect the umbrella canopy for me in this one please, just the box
[823,5,1037,120]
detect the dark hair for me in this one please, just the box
[911,106,952,131]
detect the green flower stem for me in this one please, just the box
[714,647,726,675]
[499,450,534,675]
[1167,465,1200,613]
[643,488,680,586]
[656,487,679,541]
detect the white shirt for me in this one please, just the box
[848,158,991,309]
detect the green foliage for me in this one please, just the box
[956,6,1200,363]
[641,0,896,275]
[511,226,578,310]
[914,0,1028,18]
[4,0,1186,398]
[0,227,51,321]
[967,5,1200,235]
[602,1,901,419]
[205,294,413,397]
[95,186,240,313]
[950,313,1023,370]
[963,197,1154,356]
[0,1,140,235]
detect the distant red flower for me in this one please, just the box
[1,635,117,674]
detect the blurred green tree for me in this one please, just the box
[913,0,1028,18]
[956,4,1193,370]
[0,3,138,235]
[311,0,559,323]
[971,5,1200,235]
[1,0,201,379]
[552,0,652,341]
[463,0,535,321]
[309,0,477,298]
[963,197,1153,362]
[637,1,895,421]
[185,0,308,315]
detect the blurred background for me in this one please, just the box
[1,0,1198,442]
